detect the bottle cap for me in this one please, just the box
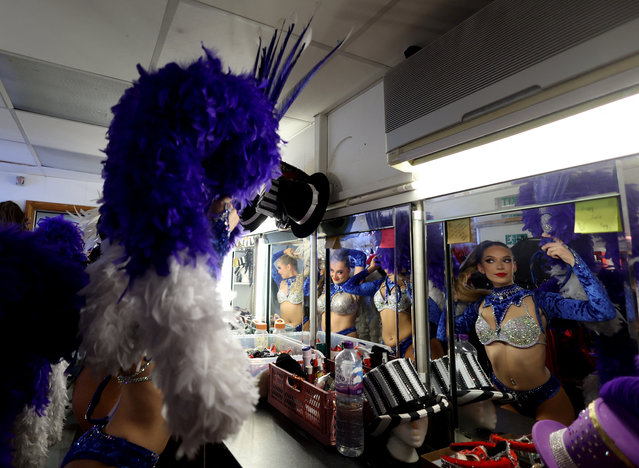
[254,321,267,331]
[343,341,354,349]
[274,319,285,329]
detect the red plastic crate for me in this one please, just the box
[267,363,336,446]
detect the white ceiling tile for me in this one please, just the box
[0,109,24,142]
[279,116,312,142]
[16,111,107,156]
[281,45,387,120]
[0,0,167,81]
[34,145,104,174]
[346,0,493,67]
[0,139,37,165]
[159,1,268,73]
[194,0,386,47]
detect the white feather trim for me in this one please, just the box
[12,360,70,468]
[79,242,259,458]
[69,205,102,254]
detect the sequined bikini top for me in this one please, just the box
[317,285,358,316]
[277,276,303,305]
[373,277,412,314]
[475,294,545,348]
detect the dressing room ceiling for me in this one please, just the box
[0,0,492,181]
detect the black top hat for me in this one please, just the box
[363,359,449,437]
[240,163,330,238]
[239,195,268,232]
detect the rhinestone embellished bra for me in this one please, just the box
[475,285,545,348]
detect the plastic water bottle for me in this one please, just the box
[335,341,364,457]
[454,334,477,355]
[254,320,268,348]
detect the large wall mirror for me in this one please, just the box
[423,154,639,439]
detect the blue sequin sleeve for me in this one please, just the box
[342,269,384,296]
[428,297,442,338]
[533,251,616,323]
[454,302,480,335]
[271,250,285,284]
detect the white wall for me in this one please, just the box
[327,82,411,201]
[0,169,102,211]
[282,82,413,205]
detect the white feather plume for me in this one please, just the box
[79,242,259,458]
[11,359,70,468]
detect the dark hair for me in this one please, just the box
[0,201,26,230]
[454,241,510,303]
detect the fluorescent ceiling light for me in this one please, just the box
[411,91,639,200]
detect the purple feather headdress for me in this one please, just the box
[80,19,345,457]
[100,20,344,286]
[0,218,87,464]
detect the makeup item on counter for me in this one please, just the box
[305,365,315,384]
[254,320,268,348]
[316,373,335,391]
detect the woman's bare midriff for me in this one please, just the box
[380,308,412,347]
[278,299,303,327]
[322,312,357,337]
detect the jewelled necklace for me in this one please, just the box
[330,283,345,297]
[483,284,531,332]
[382,276,412,303]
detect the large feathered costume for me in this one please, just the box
[0,217,88,466]
[78,20,343,458]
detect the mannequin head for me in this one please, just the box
[385,417,429,463]
[458,399,497,434]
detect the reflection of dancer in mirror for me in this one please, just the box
[316,249,366,337]
[453,236,616,425]
[343,229,441,360]
[271,247,306,330]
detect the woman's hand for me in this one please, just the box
[366,255,381,274]
[284,247,298,258]
[540,234,575,266]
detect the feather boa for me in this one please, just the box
[0,220,87,464]
[79,242,258,457]
[100,47,282,287]
[11,360,70,467]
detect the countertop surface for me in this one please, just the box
[224,400,369,468]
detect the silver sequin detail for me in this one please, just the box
[550,429,578,468]
[476,298,542,348]
[317,291,358,315]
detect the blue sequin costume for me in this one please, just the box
[272,250,304,305]
[343,270,442,357]
[62,376,159,467]
[455,250,616,413]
